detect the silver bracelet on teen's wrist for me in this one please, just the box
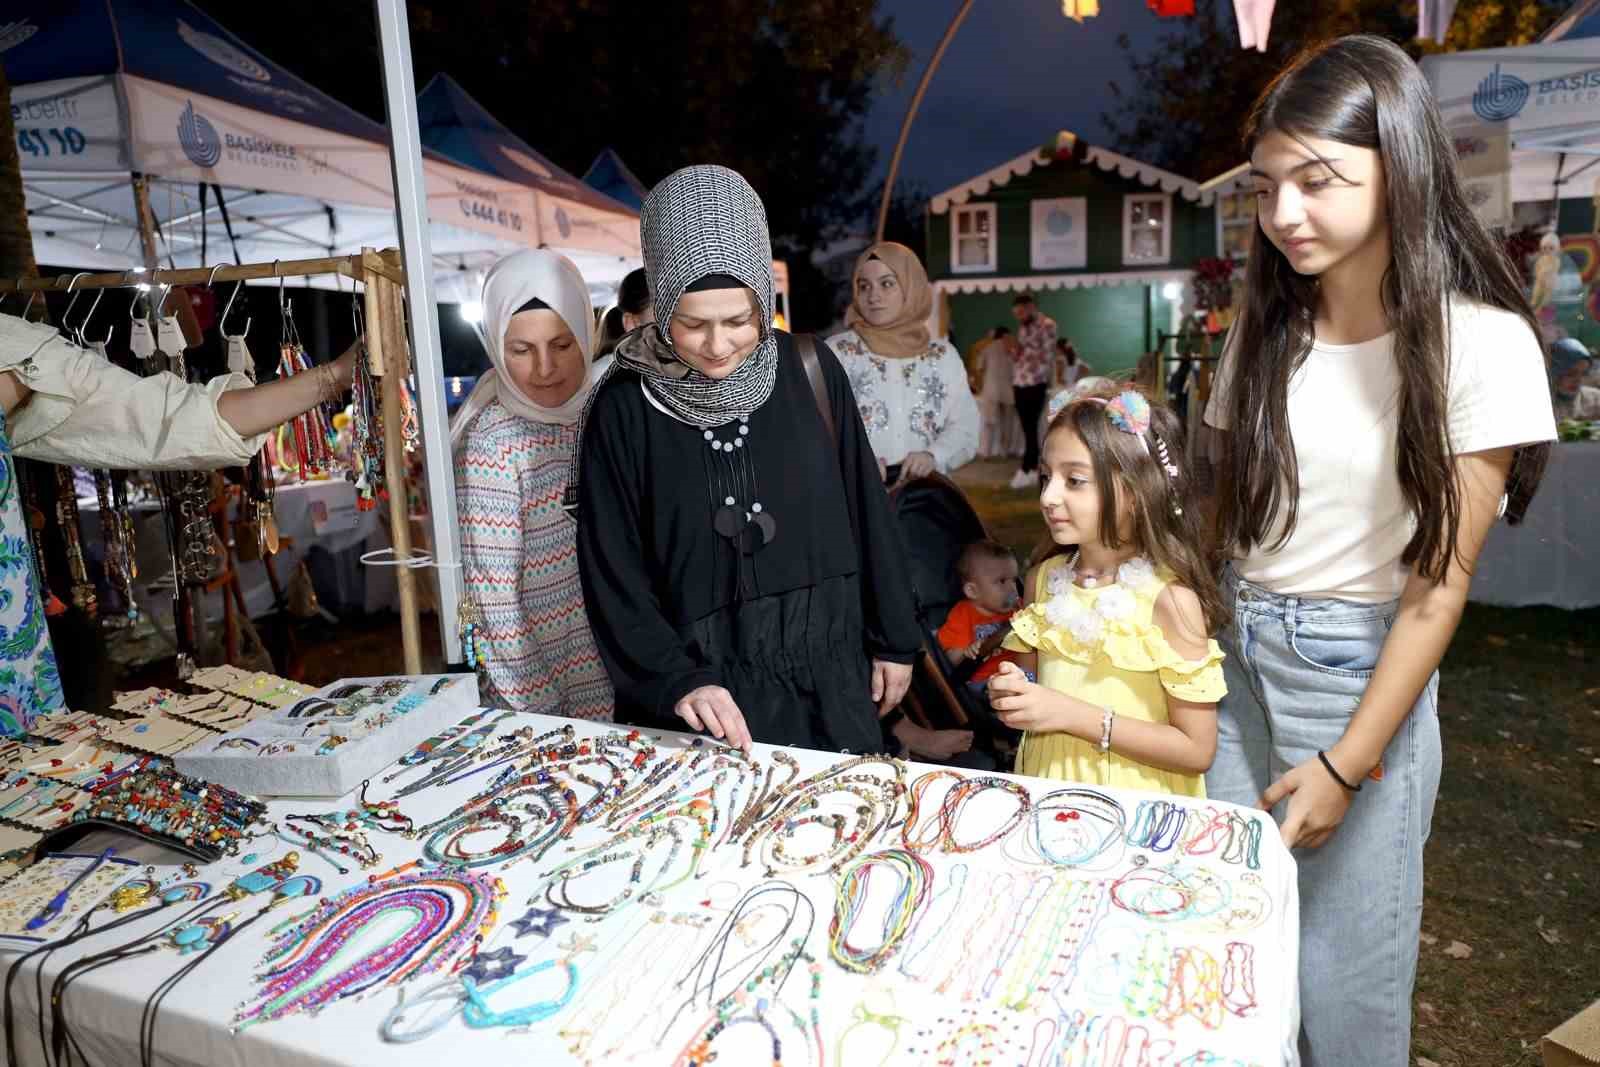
[1098,707,1114,753]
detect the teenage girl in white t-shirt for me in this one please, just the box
[1203,36,1556,1067]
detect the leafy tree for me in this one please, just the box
[193,1,909,329]
[0,62,38,283]
[1100,0,1578,181]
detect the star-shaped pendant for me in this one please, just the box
[507,905,569,940]
[461,945,525,985]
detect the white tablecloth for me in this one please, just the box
[1470,441,1600,609]
[78,478,399,623]
[0,712,1301,1067]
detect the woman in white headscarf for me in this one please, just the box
[452,250,614,720]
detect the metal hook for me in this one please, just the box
[77,287,109,348]
[60,272,91,339]
[205,265,224,290]
[275,260,286,314]
[22,290,40,321]
[220,278,250,339]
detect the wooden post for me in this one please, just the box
[131,175,160,269]
[372,272,422,674]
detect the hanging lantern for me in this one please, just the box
[1148,0,1195,14]
[1061,0,1100,22]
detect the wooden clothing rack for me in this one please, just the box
[0,249,425,675]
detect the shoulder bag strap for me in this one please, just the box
[795,333,836,447]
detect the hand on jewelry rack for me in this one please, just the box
[673,685,752,754]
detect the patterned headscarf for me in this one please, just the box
[564,165,778,510]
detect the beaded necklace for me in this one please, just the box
[1022,787,1127,869]
[276,814,380,874]
[827,848,933,975]
[233,869,503,1030]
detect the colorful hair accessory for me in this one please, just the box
[1104,391,1152,436]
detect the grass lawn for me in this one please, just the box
[954,458,1600,1064]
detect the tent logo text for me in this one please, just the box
[1472,64,1529,121]
[178,101,222,168]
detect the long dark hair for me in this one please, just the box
[1219,35,1548,581]
[1037,386,1227,635]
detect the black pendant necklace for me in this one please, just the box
[704,418,776,549]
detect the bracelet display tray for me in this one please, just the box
[175,674,480,798]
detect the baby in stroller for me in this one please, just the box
[938,540,1023,699]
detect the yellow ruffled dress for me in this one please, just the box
[1002,554,1226,797]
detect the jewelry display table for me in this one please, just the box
[1,711,1301,1067]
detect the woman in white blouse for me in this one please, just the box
[828,243,979,487]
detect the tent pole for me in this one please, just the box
[373,0,464,667]
[131,175,159,269]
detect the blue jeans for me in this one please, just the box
[1209,567,1441,1067]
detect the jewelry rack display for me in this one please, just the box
[0,251,427,675]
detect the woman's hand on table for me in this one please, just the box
[870,659,912,716]
[1260,751,1357,850]
[894,451,937,486]
[673,685,752,754]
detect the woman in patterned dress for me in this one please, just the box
[451,251,614,721]
[827,243,980,487]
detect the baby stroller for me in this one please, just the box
[886,472,1022,765]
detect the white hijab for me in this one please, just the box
[449,250,605,450]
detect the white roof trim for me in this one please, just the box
[933,269,1194,296]
[931,133,1211,215]
[1199,162,1252,194]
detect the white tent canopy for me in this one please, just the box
[1422,35,1600,208]
[4,1,640,301]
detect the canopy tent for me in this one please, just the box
[583,148,649,213]
[417,74,640,303]
[0,1,629,301]
[1421,35,1600,213]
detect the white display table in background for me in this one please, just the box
[0,712,1301,1067]
[1471,441,1600,609]
[78,478,400,623]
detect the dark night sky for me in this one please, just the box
[863,0,1203,199]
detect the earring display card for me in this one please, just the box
[188,666,311,709]
[0,774,83,831]
[0,851,140,942]
[98,717,215,758]
[176,674,481,798]
[23,710,105,743]
[111,688,187,716]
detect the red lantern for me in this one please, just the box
[1148,0,1195,14]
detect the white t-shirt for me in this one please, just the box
[1204,297,1556,602]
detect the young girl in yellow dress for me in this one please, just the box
[988,386,1226,796]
